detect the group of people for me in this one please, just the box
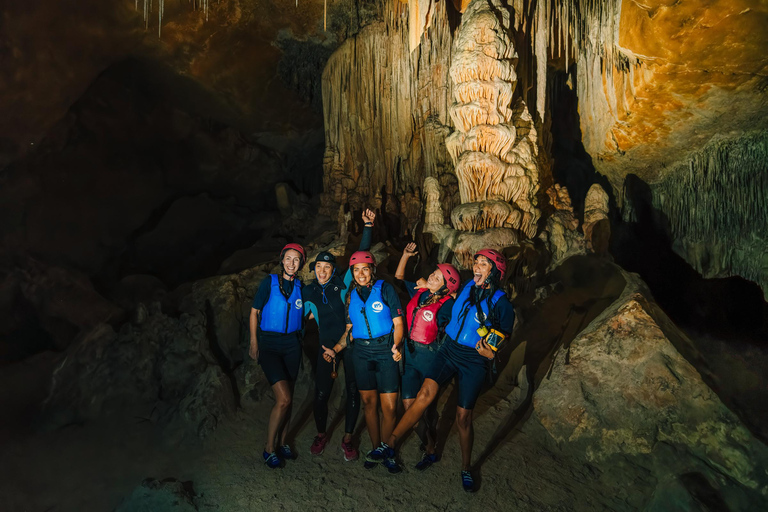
[248,210,515,492]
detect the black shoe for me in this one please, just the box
[461,470,476,492]
[278,444,297,460]
[415,453,438,471]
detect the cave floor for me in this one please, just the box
[0,358,640,512]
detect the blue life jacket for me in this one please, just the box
[349,280,393,340]
[445,281,505,347]
[260,274,303,334]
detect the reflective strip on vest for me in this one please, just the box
[349,281,393,340]
[260,274,303,333]
[444,281,505,347]
[405,289,451,344]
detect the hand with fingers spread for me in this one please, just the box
[395,242,419,281]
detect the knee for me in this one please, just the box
[315,389,329,403]
[456,410,472,430]
[416,386,436,405]
[380,399,396,415]
[276,394,292,410]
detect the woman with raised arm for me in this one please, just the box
[393,242,460,471]
[384,249,515,492]
[323,251,404,473]
[302,209,375,461]
[249,243,307,469]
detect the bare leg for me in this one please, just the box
[386,379,438,446]
[360,389,380,449]
[402,398,416,411]
[379,392,398,442]
[456,406,474,470]
[278,382,295,446]
[266,381,292,453]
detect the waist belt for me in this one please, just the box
[355,333,391,346]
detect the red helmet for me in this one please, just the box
[474,249,506,279]
[349,251,376,267]
[280,243,306,270]
[437,263,461,293]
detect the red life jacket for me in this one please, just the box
[405,289,451,344]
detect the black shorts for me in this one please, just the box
[258,333,302,385]
[401,340,438,400]
[352,336,400,394]
[425,336,488,410]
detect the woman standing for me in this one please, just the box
[303,209,375,461]
[384,249,515,491]
[394,243,460,471]
[249,243,307,469]
[323,251,404,473]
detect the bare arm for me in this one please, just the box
[391,316,405,361]
[395,242,418,280]
[249,308,261,360]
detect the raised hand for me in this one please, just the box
[403,242,418,257]
[362,208,376,225]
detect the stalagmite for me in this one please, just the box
[444,0,542,267]
[541,184,583,267]
[582,183,610,255]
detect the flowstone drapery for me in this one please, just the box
[436,0,542,268]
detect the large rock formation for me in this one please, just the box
[441,0,543,267]
[533,273,768,509]
[320,0,457,228]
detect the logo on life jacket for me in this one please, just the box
[371,301,384,312]
[422,310,434,322]
[295,299,303,309]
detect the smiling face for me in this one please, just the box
[314,261,334,285]
[472,255,493,286]
[426,268,446,293]
[282,249,302,278]
[352,263,373,287]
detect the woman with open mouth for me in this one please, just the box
[323,250,404,473]
[383,248,515,492]
[393,242,460,472]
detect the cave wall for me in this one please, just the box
[319,0,460,227]
[626,131,768,300]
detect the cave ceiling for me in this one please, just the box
[1,0,766,187]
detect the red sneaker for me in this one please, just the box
[341,438,358,462]
[310,434,328,456]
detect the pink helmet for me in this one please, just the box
[280,243,306,270]
[474,249,506,279]
[437,263,461,293]
[349,251,376,267]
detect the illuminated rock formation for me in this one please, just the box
[534,274,768,508]
[541,184,583,268]
[444,0,541,267]
[583,183,610,254]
